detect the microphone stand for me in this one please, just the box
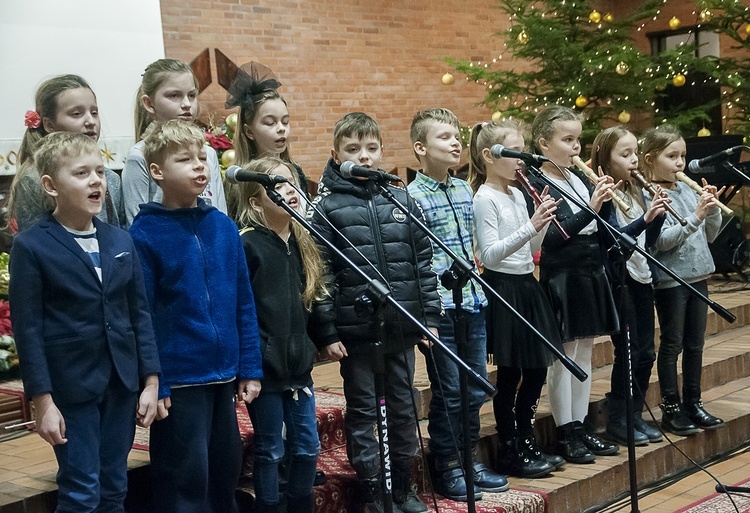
[525,163,737,513]
[261,184,496,513]
[376,181,587,512]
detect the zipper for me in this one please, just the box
[366,185,390,284]
[193,213,222,373]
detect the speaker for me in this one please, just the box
[710,216,749,276]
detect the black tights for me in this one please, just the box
[493,366,548,441]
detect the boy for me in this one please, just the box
[9,131,161,513]
[129,120,262,513]
[407,108,508,501]
[310,112,442,513]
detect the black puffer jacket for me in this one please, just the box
[310,158,442,354]
[241,225,317,392]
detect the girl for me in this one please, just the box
[469,119,564,478]
[591,127,668,446]
[233,156,324,513]
[122,59,227,225]
[529,105,620,463]
[8,74,125,231]
[641,125,724,435]
[224,62,308,219]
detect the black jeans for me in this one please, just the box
[654,280,709,404]
[610,277,657,405]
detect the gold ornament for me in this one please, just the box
[220,149,236,168]
[226,113,238,131]
[589,10,601,23]
[615,61,629,76]
[603,13,614,23]
[672,74,686,87]
[699,9,713,23]
[618,111,631,124]
[575,95,589,108]
[655,82,667,92]
[441,72,455,85]
[745,24,750,35]
[698,127,712,137]
[669,16,681,30]
[491,111,503,121]
[517,30,529,44]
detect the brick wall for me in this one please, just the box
[160,0,512,180]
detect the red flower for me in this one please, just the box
[24,110,41,129]
[205,132,233,150]
[0,301,12,337]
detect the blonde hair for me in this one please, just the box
[332,112,382,152]
[233,89,291,163]
[135,59,198,140]
[409,108,461,160]
[141,120,205,167]
[232,156,326,310]
[9,75,93,223]
[530,105,581,155]
[467,119,526,193]
[35,132,101,179]
[592,126,644,213]
[640,124,683,182]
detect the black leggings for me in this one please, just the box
[493,366,548,440]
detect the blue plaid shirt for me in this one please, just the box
[408,172,487,312]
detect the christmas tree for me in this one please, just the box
[447,0,717,143]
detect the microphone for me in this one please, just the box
[340,161,401,182]
[225,165,288,186]
[687,145,744,173]
[490,145,550,164]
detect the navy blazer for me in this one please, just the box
[9,214,160,407]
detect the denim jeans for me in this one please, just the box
[247,389,320,505]
[654,280,709,403]
[422,308,488,459]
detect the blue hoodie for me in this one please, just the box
[130,199,262,398]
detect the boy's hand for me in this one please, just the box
[156,397,171,421]
[32,394,67,446]
[321,342,348,362]
[238,379,261,404]
[136,375,159,428]
[419,327,439,348]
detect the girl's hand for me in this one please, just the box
[156,397,171,421]
[321,342,348,362]
[701,178,726,202]
[644,186,669,223]
[589,175,619,212]
[238,379,262,404]
[32,394,67,446]
[695,191,714,221]
[530,194,561,232]
[136,375,159,428]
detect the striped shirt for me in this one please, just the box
[408,172,487,312]
[64,226,102,282]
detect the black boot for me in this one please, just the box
[574,421,619,456]
[362,477,404,513]
[556,422,595,464]
[392,459,427,513]
[606,395,648,447]
[286,494,313,513]
[518,428,564,470]
[660,400,699,436]
[632,396,662,443]
[253,500,279,513]
[684,401,724,430]
[434,456,482,502]
[497,436,554,478]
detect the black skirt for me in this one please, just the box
[482,269,563,369]
[539,235,619,342]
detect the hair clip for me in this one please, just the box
[225,62,282,109]
[24,110,41,129]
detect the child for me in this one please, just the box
[407,108,508,500]
[122,59,227,225]
[468,119,563,478]
[8,74,125,231]
[9,131,160,512]
[225,62,308,216]
[129,120,262,513]
[232,156,324,513]
[590,126,668,445]
[641,124,724,435]
[529,105,620,463]
[310,112,442,513]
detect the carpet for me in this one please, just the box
[674,478,750,513]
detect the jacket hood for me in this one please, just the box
[321,158,372,198]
